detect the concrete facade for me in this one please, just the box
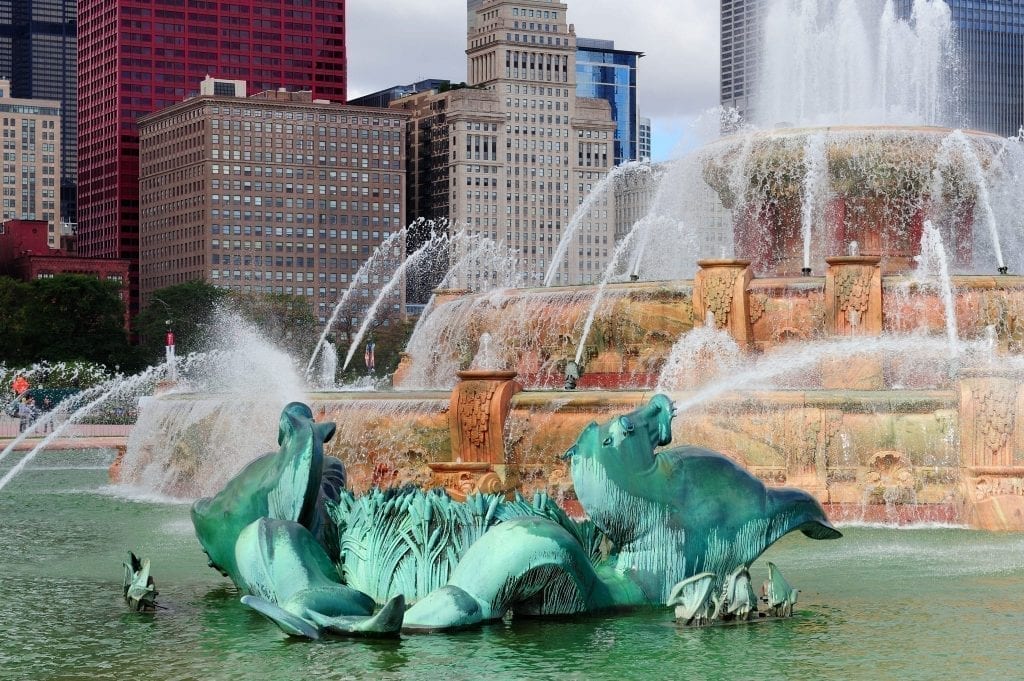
[0,0,77,223]
[138,84,409,333]
[397,0,617,286]
[0,81,61,247]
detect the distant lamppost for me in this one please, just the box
[152,297,176,381]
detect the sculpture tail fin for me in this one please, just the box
[240,595,320,640]
[770,488,843,540]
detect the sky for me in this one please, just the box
[346,0,720,162]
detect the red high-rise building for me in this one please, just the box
[77,1,346,314]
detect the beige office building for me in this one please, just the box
[396,0,616,286]
[0,80,61,246]
[138,79,409,328]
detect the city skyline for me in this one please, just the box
[77,0,348,314]
[346,0,720,162]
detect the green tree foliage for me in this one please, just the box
[133,281,227,363]
[0,277,31,360]
[227,291,320,360]
[27,275,134,367]
[338,316,417,382]
[0,274,135,368]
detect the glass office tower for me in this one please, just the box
[576,38,642,165]
[720,0,766,126]
[897,0,1024,137]
[0,0,76,221]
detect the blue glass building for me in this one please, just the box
[349,79,452,109]
[896,0,1024,137]
[576,38,643,165]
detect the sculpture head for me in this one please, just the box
[191,401,338,586]
[565,394,674,473]
[566,395,675,543]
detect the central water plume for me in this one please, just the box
[800,134,829,272]
[756,0,960,128]
[914,221,959,357]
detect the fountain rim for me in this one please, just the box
[707,124,1008,146]
[456,369,519,381]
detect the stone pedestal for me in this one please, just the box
[824,256,883,335]
[436,369,522,499]
[391,352,412,387]
[693,259,754,348]
[958,371,1024,530]
[822,256,884,390]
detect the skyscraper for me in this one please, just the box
[896,0,1024,137]
[719,0,766,125]
[138,79,407,331]
[575,38,643,165]
[77,0,347,313]
[724,0,1024,137]
[399,0,616,286]
[0,1,76,222]
[0,79,61,239]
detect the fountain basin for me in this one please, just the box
[700,126,1009,276]
[396,271,1024,391]
[124,377,1024,531]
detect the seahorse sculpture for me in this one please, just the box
[191,396,840,637]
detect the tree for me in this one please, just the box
[21,274,135,368]
[227,291,320,360]
[0,277,32,364]
[134,281,226,363]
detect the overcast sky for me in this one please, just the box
[346,0,720,161]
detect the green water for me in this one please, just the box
[2,449,1023,681]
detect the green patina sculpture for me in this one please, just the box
[191,395,840,638]
[191,403,399,638]
[123,552,158,611]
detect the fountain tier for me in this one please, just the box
[700,126,1009,276]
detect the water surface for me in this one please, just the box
[2,450,1022,680]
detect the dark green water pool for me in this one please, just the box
[2,449,1023,680]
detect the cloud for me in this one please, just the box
[346,0,721,158]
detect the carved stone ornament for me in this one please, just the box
[835,266,871,314]
[748,293,768,325]
[970,382,1017,460]
[449,370,521,465]
[704,269,737,328]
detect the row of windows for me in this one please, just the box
[208,107,402,127]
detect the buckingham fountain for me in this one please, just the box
[5,0,1024,674]
[124,0,1024,534]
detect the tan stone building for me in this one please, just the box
[138,80,409,329]
[613,161,663,243]
[0,80,61,247]
[395,0,616,286]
